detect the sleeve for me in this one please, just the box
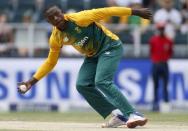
[67,7,132,26]
[33,28,62,80]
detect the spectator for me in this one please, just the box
[34,0,44,22]
[143,0,155,8]
[105,0,131,7]
[17,10,34,57]
[154,0,182,39]
[22,10,34,24]
[114,0,131,6]
[149,22,173,112]
[0,12,14,57]
[35,0,44,11]
[181,0,188,34]
[143,0,160,11]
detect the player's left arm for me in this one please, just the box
[17,46,61,94]
[67,7,152,26]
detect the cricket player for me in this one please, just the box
[18,6,152,128]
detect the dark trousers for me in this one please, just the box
[152,62,169,104]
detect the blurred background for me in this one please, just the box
[0,0,188,114]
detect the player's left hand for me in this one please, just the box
[17,77,38,94]
[17,82,31,94]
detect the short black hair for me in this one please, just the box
[44,6,63,18]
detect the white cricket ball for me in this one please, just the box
[19,85,27,92]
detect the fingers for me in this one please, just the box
[17,88,22,94]
[17,87,25,94]
[139,8,152,19]
[144,13,152,19]
[17,82,27,94]
[145,8,153,20]
[17,82,25,86]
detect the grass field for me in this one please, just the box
[0,111,188,131]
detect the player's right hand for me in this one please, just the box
[17,82,31,94]
[132,8,152,20]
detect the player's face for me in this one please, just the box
[45,6,65,29]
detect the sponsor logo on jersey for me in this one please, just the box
[74,36,89,47]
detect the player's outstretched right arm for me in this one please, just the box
[67,7,152,27]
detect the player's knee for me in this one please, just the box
[95,80,112,90]
[76,82,84,93]
[76,82,92,93]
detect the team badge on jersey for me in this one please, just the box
[63,36,69,42]
[75,27,82,33]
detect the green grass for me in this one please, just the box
[0,112,188,131]
[0,112,103,122]
[145,112,188,124]
[0,111,188,124]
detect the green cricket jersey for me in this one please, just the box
[34,7,132,80]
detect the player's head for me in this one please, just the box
[44,6,66,29]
